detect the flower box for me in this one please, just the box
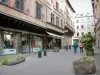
[73,57,96,75]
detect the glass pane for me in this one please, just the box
[16,0,20,9]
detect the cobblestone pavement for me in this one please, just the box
[0,49,91,75]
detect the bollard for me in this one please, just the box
[38,50,42,58]
[69,45,71,50]
[44,49,47,56]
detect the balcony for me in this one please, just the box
[64,21,75,36]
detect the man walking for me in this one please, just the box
[73,41,78,53]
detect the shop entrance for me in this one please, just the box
[47,37,61,49]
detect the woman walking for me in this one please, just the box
[79,43,84,53]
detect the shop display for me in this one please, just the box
[4,34,14,49]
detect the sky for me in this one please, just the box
[69,0,93,15]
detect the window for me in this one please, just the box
[15,0,24,11]
[60,9,63,14]
[76,20,79,23]
[36,2,42,19]
[61,19,63,28]
[77,26,79,29]
[56,2,59,11]
[87,18,91,23]
[56,17,59,26]
[81,19,84,23]
[96,0,99,2]
[81,32,84,36]
[0,0,8,4]
[81,25,84,29]
[51,13,54,24]
[77,32,79,37]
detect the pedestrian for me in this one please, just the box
[79,43,84,53]
[73,41,78,53]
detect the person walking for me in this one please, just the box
[73,41,78,53]
[79,43,84,53]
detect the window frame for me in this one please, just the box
[81,32,84,36]
[77,25,79,29]
[0,0,8,5]
[36,2,42,19]
[56,2,59,11]
[56,16,59,26]
[15,0,24,11]
[81,25,84,29]
[77,32,79,37]
[76,20,79,23]
[51,13,54,24]
[61,19,63,28]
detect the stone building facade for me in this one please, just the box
[0,0,75,55]
[72,13,94,44]
[92,0,100,49]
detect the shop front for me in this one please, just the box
[0,30,22,55]
[22,34,43,53]
[0,30,43,55]
[0,12,45,55]
[46,32,62,50]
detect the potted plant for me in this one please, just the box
[81,32,95,56]
[53,43,59,52]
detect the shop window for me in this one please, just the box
[22,34,30,45]
[15,0,24,11]
[3,31,17,49]
[31,36,42,51]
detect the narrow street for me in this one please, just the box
[0,49,82,75]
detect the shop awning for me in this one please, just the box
[47,32,63,39]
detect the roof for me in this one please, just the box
[66,0,75,13]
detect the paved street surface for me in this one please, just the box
[93,50,100,75]
[0,49,86,75]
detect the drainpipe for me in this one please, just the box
[29,33,31,54]
[45,3,47,50]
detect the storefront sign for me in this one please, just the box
[3,49,16,55]
[31,48,40,52]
